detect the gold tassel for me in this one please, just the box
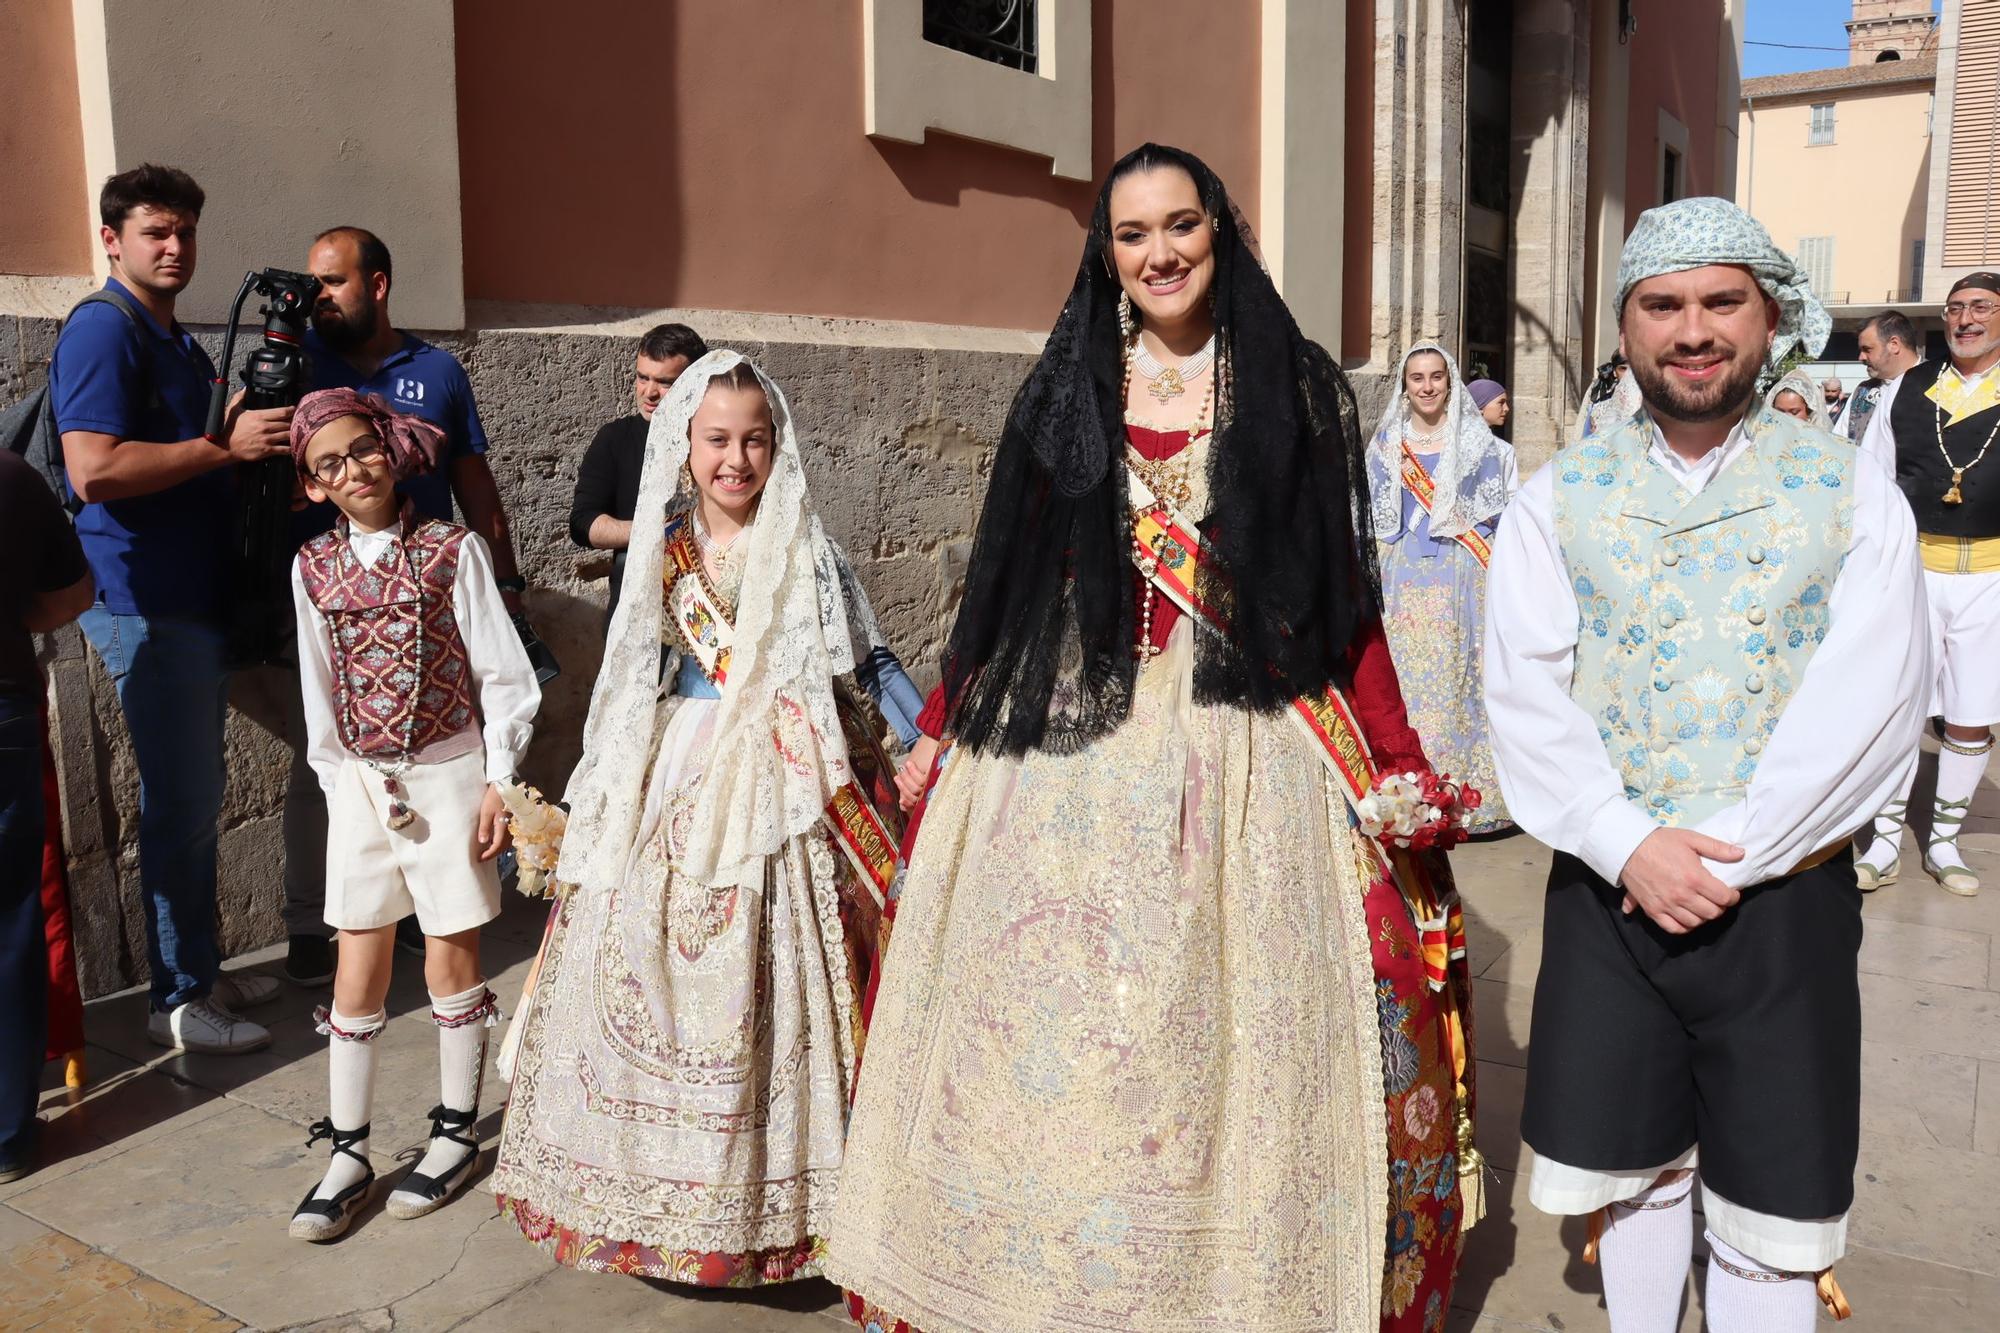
[1816,1269,1853,1321]
[1581,1207,1605,1266]
[1453,1094,1488,1231]
[63,1049,86,1090]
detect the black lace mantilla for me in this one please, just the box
[944,143,1382,756]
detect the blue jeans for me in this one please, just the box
[79,609,228,1009]
[0,694,47,1160]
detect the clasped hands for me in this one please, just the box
[1616,827,1745,934]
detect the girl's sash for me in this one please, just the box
[1128,467,1485,1222]
[663,519,901,908]
[1399,442,1493,567]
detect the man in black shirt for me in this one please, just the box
[569,324,708,627]
[0,453,92,1182]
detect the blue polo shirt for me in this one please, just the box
[49,278,230,621]
[298,330,487,544]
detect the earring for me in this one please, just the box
[1210,214,1221,233]
[678,461,694,492]
[1118,291,1136,340]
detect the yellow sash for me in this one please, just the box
[1400,443,1493,567]
[1918,532,2000,574]
[661,518,900,909]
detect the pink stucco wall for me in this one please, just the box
[1623,0,1726,215]
[454,1,1263,331]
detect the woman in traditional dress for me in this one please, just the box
[1571,353,1645,442]
[1367,343,1517,835]
[828,145,1481,1333]
[1765,367,1834,430]
[488,352,917,1286]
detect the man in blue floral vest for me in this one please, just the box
[1484,198,1929,1331]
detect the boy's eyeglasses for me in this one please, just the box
[307,436,388,486]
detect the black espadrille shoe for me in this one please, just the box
[386,1104,480,1220]
[290,1119,375,1242]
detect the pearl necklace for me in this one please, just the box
[1131,333,1218,403]
[1123,347,1215,661]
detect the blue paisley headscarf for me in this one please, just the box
[1615,197,1831,367]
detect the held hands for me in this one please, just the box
[477,783,513,862]
[1617,827,1745,934]
[895,736,941,811]
[222,389,293,464]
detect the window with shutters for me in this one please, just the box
[1798,236,1836,298]
[1946,0,2000,265]
[1809,103,1837,145]
[1911,238,1927,300]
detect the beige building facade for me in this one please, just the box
[2,0,1741,993]
[1738,58,1936,317]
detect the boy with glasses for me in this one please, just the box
[285,389,538,1240]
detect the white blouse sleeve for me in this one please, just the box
[1482,465,1664,884]
[291,559,346,797]
[451,533,541,783]
[1688,453,1930,887]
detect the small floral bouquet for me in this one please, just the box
[498,778,568,899]
[1354,770,1480,852]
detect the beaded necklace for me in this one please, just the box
[1123,340,1216,660]
[1934,396,2000,505]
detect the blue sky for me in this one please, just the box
[1744,0,1941,78]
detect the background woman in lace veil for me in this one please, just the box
[488,351,922,1287]
[827,144,1480,1333]
[1367,342,1518,834]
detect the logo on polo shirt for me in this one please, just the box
[395,377,426,404]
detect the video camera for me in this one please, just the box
[208,268,321,667]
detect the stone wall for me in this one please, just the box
[3,302,1037,996]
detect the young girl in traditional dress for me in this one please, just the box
[828,145,1483,1333]
[1367,343,1518,834]
[489,352,917,1286]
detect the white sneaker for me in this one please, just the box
[148,997,271,1054]
[214,971,282,1010]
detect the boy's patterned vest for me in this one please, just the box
[1553,408,1855,826]
[298,517,478,758]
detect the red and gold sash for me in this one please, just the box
[1128,467,1484,1221]
[1128,476,1453,930]
[661,518,901,909]
[1400,443,1493,568]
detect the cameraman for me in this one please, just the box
[289,225,539,965]
[51,165,288,1055]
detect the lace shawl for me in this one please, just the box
[556,351,875,895]
[1367,342,1517,539]
[1764,367,1834,433]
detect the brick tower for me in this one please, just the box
[1847,0,1941,65]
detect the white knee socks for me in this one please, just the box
[1856,762,1919,869]
[1597,1172,1695,1333]
[313,1006,384,1201]
[410,983,496,1180]
[1930,736,1991,872]
[1704,1232,1820,1332]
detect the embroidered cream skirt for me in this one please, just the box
[826,626,1391,1330]
[491,695,864,1284]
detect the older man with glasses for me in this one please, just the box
[1855,275,2000,895]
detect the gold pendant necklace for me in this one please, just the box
[1935,398,2000,505]
[1149,368,1185,403]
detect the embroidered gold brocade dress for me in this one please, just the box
[826,425,1471,1332]
[491,542,887,1286]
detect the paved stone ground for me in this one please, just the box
[5,753,1997,1331]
